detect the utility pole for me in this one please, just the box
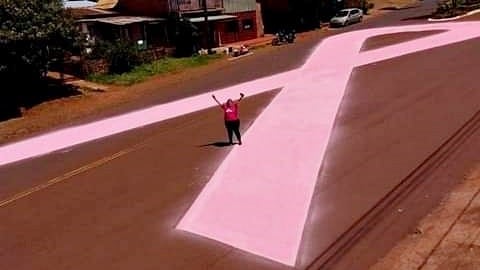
[202,0,212,53]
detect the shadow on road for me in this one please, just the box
[198,142,236,147]
[401,14,432,20]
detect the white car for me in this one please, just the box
[329,8,363,27]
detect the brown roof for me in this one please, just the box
[70,7,118,19]
[77,16,165,25]
[96,0,119,10]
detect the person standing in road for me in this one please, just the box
[212,93,244,145]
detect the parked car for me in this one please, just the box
[329,8,363,27]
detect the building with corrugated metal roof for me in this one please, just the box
[70,1,169,53]
[73,0,264,56]
[63,0,97,9]
[215,0,262,45]
[96,0,263,47]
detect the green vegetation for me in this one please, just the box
[87,40,142,74]
[88,54,224,86]
[0,0,81,119]
[433,0,473,18]
[0,0,80,78]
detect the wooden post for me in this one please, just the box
[202,0,212,52]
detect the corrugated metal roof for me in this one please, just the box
[186,15,237,23]
[223,0,256,13]
[64,1,97,8]
[95,0,119,10]
[71,7,118,19]
[78,16,165,25]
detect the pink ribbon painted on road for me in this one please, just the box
[177,22,480,266]
[0,22,477,168]
[0,71,294,167]
[0,21,479,266]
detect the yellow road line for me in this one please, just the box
[0,143,146,208]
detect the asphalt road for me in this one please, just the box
[40,0,439,123]
[3,2,480,269]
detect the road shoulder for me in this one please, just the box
[371,165,480,269]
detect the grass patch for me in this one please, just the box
[88,54,224,86]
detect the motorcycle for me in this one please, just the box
[272,30,296,46]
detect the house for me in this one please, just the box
[217,0,261,45]
[78,16,168,48]
[103,0,224,17]
[69,1,169,50]
[64,1,170,75]
[172,0,260,47]
[93,0,262,48]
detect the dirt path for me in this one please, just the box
[368,11,480,270]
[371,165,480,270]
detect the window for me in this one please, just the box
[350,10,359,15]
[242,19,253,30]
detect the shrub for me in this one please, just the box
[107,41,141,74]
[86,40,141,74]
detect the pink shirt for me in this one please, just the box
[222,103,239,121]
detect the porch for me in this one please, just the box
[77,16,169,49]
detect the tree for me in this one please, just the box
[173,17,200,57]
[0,0,81,115]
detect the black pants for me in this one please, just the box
[225,120,241,144]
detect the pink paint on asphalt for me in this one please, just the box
[0,22,477,168]
[356,23,480,66]
[0,71,294,167]
[1,20,479,266]
[178,38,361,265]
[177,22,480,266]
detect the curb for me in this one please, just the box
[248,40,274,49]
[48,71,109,92]
[223,36,275,50]
[428,8,480,21]
[380,4,421,10]
[65,80,109,93]
[228,52,254,61]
